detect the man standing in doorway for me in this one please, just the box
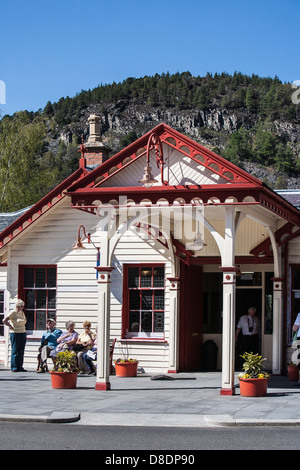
[235,307,261,368]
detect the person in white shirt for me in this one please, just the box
[235,307,261,368]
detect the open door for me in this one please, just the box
[235,288,262,369]
[179,264,203,371]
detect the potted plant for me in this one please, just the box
[50,350,78,389]
[114,358,139,377]
[238,352,270,397]
[287,361,299,381]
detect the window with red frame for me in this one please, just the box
[124,265,165,339]
[19,266,57,331]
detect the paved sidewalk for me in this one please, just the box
[1,368,300,427]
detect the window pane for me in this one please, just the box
[293,268,300,290]
[21,266,57,331]
[0,322,3,336]
[47,311,56,321]
[36,311,46,330]
[25,290,35,309]
[26,311,34,330]
[236,272,262,286]
[48,290,56,309]
[0,304,3,314]
[126,265,165,338]
[0,291,4,302]
[129,312,140,332]
[24,268,34,288]
[128,267,139,288]
[140,267,152,287]
[154,311,164,332]
[47,268,56,288]
[154,291,164,310]
[141,291,152,310]
[36,268,46,288]
[36,291,47,309]
[141,311,152,332]
[129,291,140,310]
[153,267,164,287]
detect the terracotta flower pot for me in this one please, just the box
[50,371,78,389]
[239,377,269,397]
[288,365,299,381]
[115,362,138,377]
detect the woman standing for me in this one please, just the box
[3,299,27,372]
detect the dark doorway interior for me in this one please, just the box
[179,264,203,372]
[235,288,262,369]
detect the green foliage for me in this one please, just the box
[45,71,297,122]
[0,72,298,213]
[52,350,78,373]
[0,113,59,211]
[222,127,252,164]
[238,352,269,379]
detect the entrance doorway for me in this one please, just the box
[236,288,262,327]
[235,288,262,369]
[179,264,203,371]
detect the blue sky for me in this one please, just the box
[1,0,299,116]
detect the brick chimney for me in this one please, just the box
[80,114,111,168]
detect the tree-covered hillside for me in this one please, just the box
[0,71,299,212]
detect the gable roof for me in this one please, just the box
[0,123,299,253]
[67,123,263,192]
[0,167,89,250]
[66,123,300,226]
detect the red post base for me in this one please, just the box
[95,381,111,391]
[220,388,235,396]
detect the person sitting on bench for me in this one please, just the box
[37,318,62,372]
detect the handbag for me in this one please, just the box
[73,343,85,351]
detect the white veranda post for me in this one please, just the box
[220,207,238,395]
[95,230,114,391]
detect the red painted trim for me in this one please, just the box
[0,168,88,249]
[18,265,57,329]
[189,256,273,265]
[68,184,300,225]
[219,266,240,272]
[95,381,111,391]
[122,264,129,338]
[291,264,300,327]
[220,388,236,396]
[66,123,263,193]
[122,263,165,340]
[95,267,115,272]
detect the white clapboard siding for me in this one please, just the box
[5,199,173,372]
[236,217,269,255]
[100,145,229,188]
[288,238,300,264]
[0,341,5,364]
